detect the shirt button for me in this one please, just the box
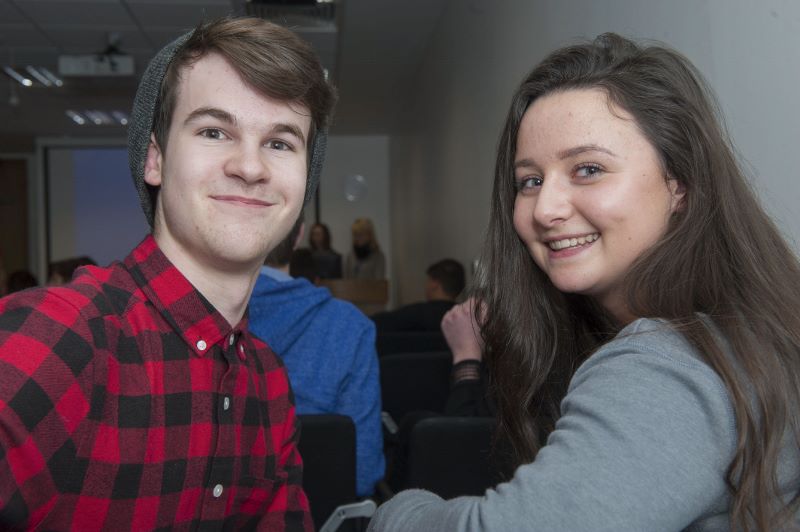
[223,397,230,410]
[229,334,235,346]
[196,340,207,351]
[213,484,223,498]
[238,346,246,361]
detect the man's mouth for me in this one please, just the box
[211,195,273,207]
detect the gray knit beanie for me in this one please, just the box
[128,29,328,228]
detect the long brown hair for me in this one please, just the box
[479,33,800,530]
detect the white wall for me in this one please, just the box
[390,0,800,303]
[315,135,392,293]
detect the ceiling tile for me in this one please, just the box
[0,1,28,24]
[15,1,136,28]
[44,27,150,52]
[127,2,233,29]
[0,24,51,47]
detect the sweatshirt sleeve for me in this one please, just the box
[338,318,385,497]
[368,325,737,531]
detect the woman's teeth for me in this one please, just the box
[548,233,599,251]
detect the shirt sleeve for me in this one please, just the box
[339,320,385,496]
[0,289,95,528]
[368,333,737,531]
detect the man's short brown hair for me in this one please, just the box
[153,17,336,155]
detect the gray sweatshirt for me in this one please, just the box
[369,318,800,531]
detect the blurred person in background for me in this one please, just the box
[344,217,385,279]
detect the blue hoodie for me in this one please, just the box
[248,269,385,497]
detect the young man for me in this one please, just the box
[371,258,466,335]
[248,217,384,498]
[0,17,335,531]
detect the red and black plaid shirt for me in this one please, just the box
[0,236,312,531]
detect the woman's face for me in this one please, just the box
[352,228,371,247]
[512,88,683,322]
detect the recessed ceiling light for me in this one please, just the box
[25,66,52,87]
[39,67,63,87]
[66,110,86,125]
[3,66,33,87]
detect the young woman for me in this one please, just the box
[308,222,343,278]
[369,34,800,531]
[344,217,386,279]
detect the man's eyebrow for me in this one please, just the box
[184,107,236,126]
[183,107,307,144]
[272,123,306,145]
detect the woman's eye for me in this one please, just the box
[516,176,543,193]
[200,128,227,140]
[575,164,602,178]
[267,140,293,151]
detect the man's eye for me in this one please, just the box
[200,128,227,140]
[267,140,293,151]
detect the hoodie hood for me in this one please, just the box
[249,274,333,355]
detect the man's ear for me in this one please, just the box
[668,177,687,213]
[144,133,163,187]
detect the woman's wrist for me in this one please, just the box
[451,359,482,384]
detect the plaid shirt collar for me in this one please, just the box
[124,235,248,358]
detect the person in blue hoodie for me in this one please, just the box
[248,216,385,497]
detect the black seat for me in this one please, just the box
[375,331,450,357]
[298,414,373,531]
[404,416,497,499]
[379,351,452,424]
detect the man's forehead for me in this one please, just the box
[170,52,312,134]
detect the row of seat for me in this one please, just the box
[298,414,496,531]
[299,350,498,531]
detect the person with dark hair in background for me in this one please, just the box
[370,34,800,531]
[344,217,386,280]
[47,256,97,285]
[372,258,465,335]
[249,215,385,498]
[5,270,38,294]
[0,16,335,530]
[289,247,319,284]
[308,221,342,279]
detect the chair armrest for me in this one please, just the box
[319,499,377,532]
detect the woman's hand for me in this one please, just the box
[441,297,485,364]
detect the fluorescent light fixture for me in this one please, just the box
[83,110,104,125]
[111,110,129,126]
[3,66,33,87]
[25,66,52,86]
[39,67,63,87]
[66,110,86,125]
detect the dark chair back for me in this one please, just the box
[297,414,357,531]
[375,331,450,357]
[404,416,496,499]
[379,351,452,423]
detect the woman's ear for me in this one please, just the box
[144,133,163,187]
[668,178,687,213]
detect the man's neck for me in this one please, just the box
[156,237,261,327]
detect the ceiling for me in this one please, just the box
[0,0,447,145]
